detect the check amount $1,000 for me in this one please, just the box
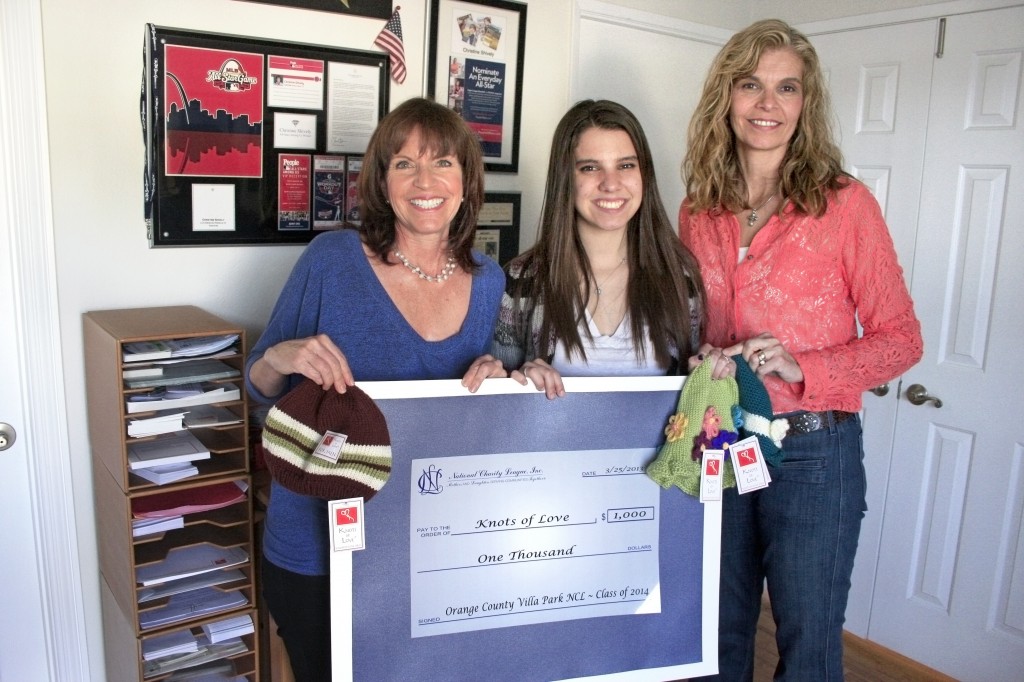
[602,506,654,522]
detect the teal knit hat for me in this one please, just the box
[262,380,392,501]
[731,354,788,467]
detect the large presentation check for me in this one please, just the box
[331,377,720,682]
[410,448,661,636]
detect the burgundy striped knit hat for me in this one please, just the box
[262,379,391,501]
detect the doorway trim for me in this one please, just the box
[0,0,89,677]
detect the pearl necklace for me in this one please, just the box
[746,192,777,227]
[393,250,457,283]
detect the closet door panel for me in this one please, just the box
[868,8,1024,680]
[811,19,936,637]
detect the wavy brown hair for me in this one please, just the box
[683,19,848,217]
[358,97,485,271]
[517,99,704,368]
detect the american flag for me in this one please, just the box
[374,7,407,84]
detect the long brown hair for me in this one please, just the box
[358,97,485,271]
[519,99,704,367]
[684,19,847,217]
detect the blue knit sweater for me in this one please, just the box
[246,229,503,575]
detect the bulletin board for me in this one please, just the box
[141,24,390,247]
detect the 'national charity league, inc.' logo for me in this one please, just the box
[418,464,444,495]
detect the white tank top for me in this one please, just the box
[550,310,667,377]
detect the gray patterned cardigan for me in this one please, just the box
[490,254,701,375]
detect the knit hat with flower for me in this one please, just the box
[646,357,739,496]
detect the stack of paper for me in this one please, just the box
[124,366,165,380]
[141,635,247,677]
[142,630,198,661]
[164,660,245,681]
[132,481,248,519]
[124,359,241,390]
[136,543,249,587]
[182,405,243,429]
[137,569,246,604]
[127,383,241,415]
[132,516,184,537]
[128,431,210,471]
[123,334,239,363]
[123,340,175,363]
[201,614,254,644]
[166,384,204,397]
[138,588,247,630]
[128,410,188,438]
[133,462,199,486]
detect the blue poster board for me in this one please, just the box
[332,377,720,681]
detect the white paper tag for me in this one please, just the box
[313,429,348,463]
[731,436,771,494]
[329,498,365,552]
[699,449,725,503]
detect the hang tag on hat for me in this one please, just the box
[731,435,771,494]
[699,449,725,503]
[329,498,366,552]
[313,430,348,464]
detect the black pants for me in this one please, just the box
[262,558,332,682]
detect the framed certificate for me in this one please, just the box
[427,0,527,173]
[475,191,521,265]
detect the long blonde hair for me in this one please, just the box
[684,19,847,216]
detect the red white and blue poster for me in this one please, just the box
[462,58,505,158]
[433,0,525,171]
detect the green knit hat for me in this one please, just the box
[262,380,392,501]
[646,358,739,496]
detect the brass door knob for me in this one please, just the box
[870,383,890,397]
[905,383,943,408]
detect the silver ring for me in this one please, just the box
[756,350,767,366]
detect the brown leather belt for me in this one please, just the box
[785,410,855,435]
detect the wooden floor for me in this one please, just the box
[753,597,958,682]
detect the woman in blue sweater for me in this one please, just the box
[246,98,505,681]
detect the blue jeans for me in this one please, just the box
[696,412,866,681]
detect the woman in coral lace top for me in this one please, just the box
[683,20,922,681]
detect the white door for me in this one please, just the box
[0,139,53,680]
[0,0,87,679]
[0,0,52,673]
[865,7,1024,680]
[809,19,936,637]
[0,282,51,680]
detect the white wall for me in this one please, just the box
[573,2,733,224]
[627,0,958,27]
